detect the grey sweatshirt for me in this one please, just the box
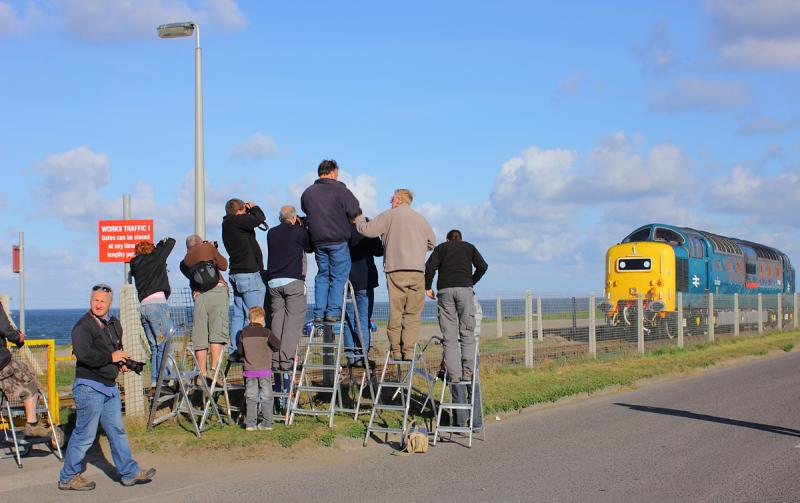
[355,204,436,273]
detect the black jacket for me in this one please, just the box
[72,311,124,387]
[424,240,488,290]
[129,237,175,302]
[222,206,267,274]
[0,302,22,371]
[266,222,313,282]
[300,179,361,246]
[348,224,382,291]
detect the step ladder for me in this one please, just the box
[363,339,438,446]
[271,357,299,424]
[289,281,375,428]
[433,336,486,448]
[146,329,224,437]
[1,386,64,468]
[200,352,241,429]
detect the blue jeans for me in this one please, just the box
[313,242,351,319]
[140,302,173,381]
[344,288,373,360]
[60,384,140,483]
[230,272,266,352]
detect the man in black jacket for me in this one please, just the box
[58,284,155,491]
[424,230,488,383]
[222,198,268,353]
[300,159,361,322]
[0,300,51,439]
[343,222,383,366]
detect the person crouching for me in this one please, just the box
[237,306,280,431]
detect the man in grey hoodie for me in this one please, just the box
[355,189,436,360]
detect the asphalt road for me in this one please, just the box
[3,352,799,502]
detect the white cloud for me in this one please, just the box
[708,164,800,216]
[633,22,676,76]
[555,71,586,98]
[231,132,278,160]
[706,0,800,69]
[8,0,249,42]
[649,77,749,113]
[288,170,379,217]
[735,114,798,135]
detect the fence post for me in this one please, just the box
[524,290,533,368]
[757,293,763,334]
[589,294,596,358]
[536,296,544,342]
[777,293,783,331]
[708,293,715,342]
[637,293,644,354]
[733,293,739,337]
[496,296,503,338]
[119,284,147,417]
[676,292,684,349]
[794,293,798,330]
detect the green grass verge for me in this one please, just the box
[116,330,799,453]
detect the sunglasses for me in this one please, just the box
[92,284,112,293]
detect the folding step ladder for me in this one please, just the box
[363,340,438,446]
[433,338,486,447]
[1,387,63,468]
[289,281,375,428]
[146,329,224,437]
[271,357,299,424]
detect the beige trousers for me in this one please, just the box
[386,271,425,358]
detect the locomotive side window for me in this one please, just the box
[654,228,685,246]
[624,228,651,243]
[616,258,652,272]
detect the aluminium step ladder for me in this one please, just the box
[146,329,224,437]
[289,281,375,428]
[1,386,64,468]
[363,339,438,446]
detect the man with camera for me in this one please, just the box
[222,198,268,352]
[0,300,52,440]
[266,205,312,374]
[181,234,230,378]
[301,159,361,322]
[58,284,155,491]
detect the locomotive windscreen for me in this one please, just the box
[616,258,652,271]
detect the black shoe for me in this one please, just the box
[228,351,243,363]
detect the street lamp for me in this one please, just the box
[157,21,206,240]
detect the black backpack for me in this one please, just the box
[188,260,219,293]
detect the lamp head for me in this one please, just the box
[157,22,195,38]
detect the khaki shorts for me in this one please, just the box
[192,284,231,350]
[0,359,38,402]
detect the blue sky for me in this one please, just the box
[1,0,799,308]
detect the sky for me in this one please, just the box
[1,0,800,308]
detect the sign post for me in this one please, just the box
[98,219,154,263]
[12,233,24,333]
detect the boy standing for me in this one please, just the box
[237,306,281,431]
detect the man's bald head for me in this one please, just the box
[279,206,297,224]
[186,234,203,249]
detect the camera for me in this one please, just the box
[204,240,219,249]
[121,358,145,375]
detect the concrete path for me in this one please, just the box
[3,352,799,502]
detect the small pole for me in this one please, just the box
[18,232,24,334]
[536,296,543,342]
[794,293,798,330]
[677,292,684,349]
[589,294,596,358]
[757,293,763,334]
[496,296,503,339]
[123,194,131,284]
[637,293,644,354]
[524,290,533,368]
[708,293,714,342]
[733,293,739,337]
[777,293,783,331]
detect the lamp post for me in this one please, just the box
[157,21,206,239]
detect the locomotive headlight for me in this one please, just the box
[657,279,663,286]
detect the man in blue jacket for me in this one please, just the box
[300,160,361,322]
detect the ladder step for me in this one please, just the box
[367,426,404,435]
[439,403,474,410]
[302,364,340,370]
[291,409,332,416]
[374,404,405,411]
[377,381,407,388]
[150,414,176,426]
[386,359,412,366]
[296,386,335,393]
[435,426,472,433]
[305,342,340,348]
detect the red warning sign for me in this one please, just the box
[98,220,154,263]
